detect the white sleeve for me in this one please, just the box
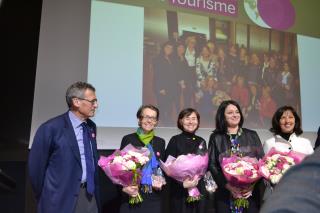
[263,137,274,155]
[304,139,314,155]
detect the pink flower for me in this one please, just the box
[98,144,151,205]
[258,147,306,184]
[221,156,260,186]
[277,162,284,169]
[244,170,253,177]
[160,153,208,202]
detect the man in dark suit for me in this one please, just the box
[28,82,100,213]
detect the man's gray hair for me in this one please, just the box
[66,82,95,108]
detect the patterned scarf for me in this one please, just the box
[136,128,159,193]
[228,128,244,213]
[228,128,243,156]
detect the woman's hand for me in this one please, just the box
[122,185,139,197]
[226,183,254,199]
[240,184,254,198]
[183,176,199,189]
[152,174,166,191]
[226,183,242,198]
[152,181,163,191]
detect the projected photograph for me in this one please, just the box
[143,8,300,128]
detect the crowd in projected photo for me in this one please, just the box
[143,9,300,128]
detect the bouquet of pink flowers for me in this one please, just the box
[98,144,150,204]
[259,147,305,184]
[160,152,208,202]
[221,155,261,212]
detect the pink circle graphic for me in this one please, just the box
[257,0,295,30]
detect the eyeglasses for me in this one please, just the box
[77,97,98,105]
[141,116,158,122]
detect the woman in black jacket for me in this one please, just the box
[119,105,166,213]
[165,108,207,213]
[208,100,264,213]
[153,41,178,126]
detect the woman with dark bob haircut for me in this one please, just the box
[119,104,166,213]
[165,108,207,213]
[263,105,313,157]
[208,100,264,213]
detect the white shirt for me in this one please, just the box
[185,48,196,67]
[263,133,314,155]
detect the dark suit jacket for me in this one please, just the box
[28,112,100,213]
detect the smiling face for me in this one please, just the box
[224,104,241,128]
[180,112,199,133]
[201,46,210,58]
[187,38,196,49]
[250,53,260,65]
[279,110,295,133]
[207,41,215,53]
[283,62,290,72]
[139,108,158,133]
[236,76,245,87]
[269,57,276,68]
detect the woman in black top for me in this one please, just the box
[165,108,207,213]
[153,41,178,126]
[174,42,196,110]
[119,105,166,213]
[208,100,264,213]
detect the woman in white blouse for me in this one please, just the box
[262,105,314,201]
[263,105,314,156]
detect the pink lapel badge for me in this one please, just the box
[156,152,160,157]
[91,133,95,138]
